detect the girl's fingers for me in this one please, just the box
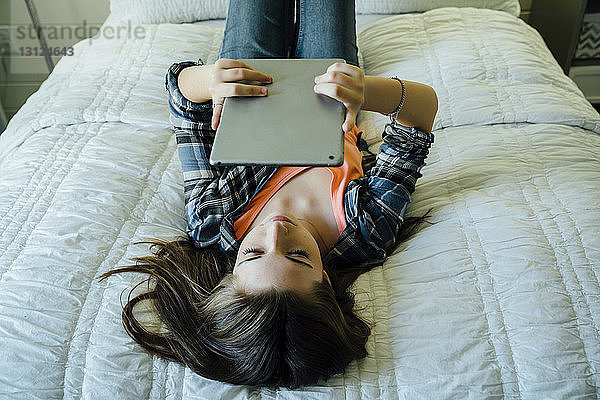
[322,62,364,80]
[213,83,268,98]
[215,58,255,71]
[212,110,221,130]
[313,82,361,106]
[214,58,273,83]
[314,70,355,90]
[211,106,220,130]
[219,68,272,83]
[314,80,361,132]
[212,96,224,130]
[328,62,364,76]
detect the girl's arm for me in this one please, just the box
[313,62,437,133]
[362,76,438,133]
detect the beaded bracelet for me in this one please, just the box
[388,76,406,123]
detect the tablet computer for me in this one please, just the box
[209,58,346,167]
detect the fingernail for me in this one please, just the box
[262,87,267,94]
[314,77,319,83]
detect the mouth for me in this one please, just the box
[271,216,295,225]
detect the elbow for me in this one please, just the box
[430,86,439,120]
[423,86,438,133]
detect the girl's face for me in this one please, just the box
[232,214,332,294]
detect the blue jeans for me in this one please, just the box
[218,0,359,68]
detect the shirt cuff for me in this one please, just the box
[165,60,213,121]
[383,119,435,153]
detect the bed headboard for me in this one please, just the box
[527,0,588,73]
[109,0,521,25]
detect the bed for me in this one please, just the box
[1,0,599,398]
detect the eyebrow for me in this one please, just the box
[238,255,314,269]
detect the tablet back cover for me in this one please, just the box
[210,58,345,167]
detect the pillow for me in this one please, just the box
[110,0,230,24]
[110,0,520,25]
[355,0,521,17]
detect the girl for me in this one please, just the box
[101,0,438,390]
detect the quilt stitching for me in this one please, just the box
[490,22,530,125]
[461,194,522,399]
[0,122,100,396]
[207,27,225,64]
[151,356,185,400]
[349,270,378,398]
[33,35,88,131]
[77,33,122,122]
[420,13,456,129]
[336,274,378,396]
[63,128,174,398]
[172,362,186,400]
[375,265,395,399]
[355,267,377,399]
[517,127,600,389]
[439,130,521,398]
[148,357,166,400]
[502,125,597,394]
[460,9,511,126]
[89,139,175,393]
[0,129,64,265]
[105,27,155,121]
[480,18,518,124]
[0,124,95,280]
[416,14,445,130]
[57,122,139,398]
[81,41,114,121]
[120,27,159,117]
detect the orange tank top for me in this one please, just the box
[234,125,364,240]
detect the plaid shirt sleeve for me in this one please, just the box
[327,119,434,268]
[166,61,226,247]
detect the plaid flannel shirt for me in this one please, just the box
[166,61,434,268]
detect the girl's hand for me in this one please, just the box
[313,62,365,132]
[209,58,273,130]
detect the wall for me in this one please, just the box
[520,0,533,22]
[0,0,110,123]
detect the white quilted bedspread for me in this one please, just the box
[1,8,600,399]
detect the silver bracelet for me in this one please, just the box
[387,76,405,123]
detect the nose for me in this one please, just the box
[265,220,289,251]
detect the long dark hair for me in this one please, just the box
[99,211,431,389]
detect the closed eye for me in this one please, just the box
[242,248,310,259]
[290,249,310,259]
[239,248,313,268]
[242,247,262,255]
